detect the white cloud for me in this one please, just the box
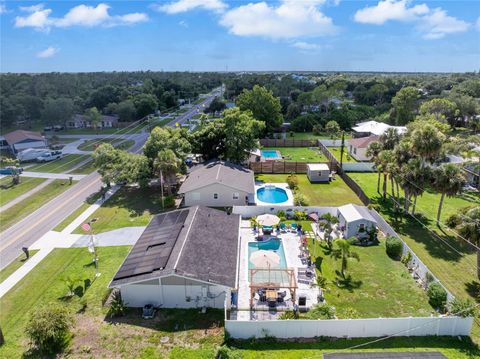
[291,41,321,50]
[354,0,469,39]
[36,46,59,58]
[475,16,480,31]
[220,0,336,40]
[0,4,5,14]
[179,20,189,28]
[15,3,148,31]
[153,0,227,14]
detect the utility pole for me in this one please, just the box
[339,131,345,172]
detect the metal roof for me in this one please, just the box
[337,204,377,224]
[307,163,330,171]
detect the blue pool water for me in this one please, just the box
[261,150,281,159]
[248,238,287,269]
[257,186,288,203]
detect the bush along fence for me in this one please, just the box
[259,138,317,147]
[249,161,333,174]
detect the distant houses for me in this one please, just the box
[67,114,119,129]
[352,120,406,138]
[348,135,379,161]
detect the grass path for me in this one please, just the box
[0,177,46,206]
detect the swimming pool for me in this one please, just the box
[256,186,288,204]
[261,150,281,160]
[248,238,287,269]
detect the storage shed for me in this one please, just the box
[337,204,377,239]
[307,163,330,183]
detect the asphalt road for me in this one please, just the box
[0,134,147,270]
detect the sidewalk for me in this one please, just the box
[0,179,54,212]
[21,172,87,180]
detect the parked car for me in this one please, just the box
[36,150,63,162]
[17,148,50,162]
[43,126,53,131]
[142,304,156,319]
[53,125,64,131]
[0,166,23,175]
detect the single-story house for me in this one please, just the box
[352,120,406,138]
[337,204,377,239]
[3,130,46,153]
[348,135,379,161]
[179,160,255,207]
[109,206,240,309]
[463,164,479,190]
[307,163,330,183]
[67,114,119,129]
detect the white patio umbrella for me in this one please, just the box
[256,214,280,227]
[250,250,280,268]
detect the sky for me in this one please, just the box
[1,0,479,73]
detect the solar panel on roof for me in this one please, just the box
[113,208,190,281]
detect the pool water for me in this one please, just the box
[261,150,281,159]
[248,238,287,269]
[257,186,288,203]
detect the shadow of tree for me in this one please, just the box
[334,272,362,292]
[465,281,480,302]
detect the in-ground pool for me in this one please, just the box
[256,186,288,204]
[261,150,281,160]
[248,238,287,269]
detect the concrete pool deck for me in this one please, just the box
[254,182,294,206]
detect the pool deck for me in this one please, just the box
[235,220,321,321]
[254,182,294,206]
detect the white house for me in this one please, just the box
[348,135,379,161]
[68,114,119,129]
[109,206,240,309]
[179,160,255,207]
[3,130,47,153]
[307,163,330,183]
[337,204,377,239]
[352,120,406,138]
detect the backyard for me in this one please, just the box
[26,154,90,173]
[328,147,358,163]
[284,132,353,140]
[256,174,362,207]
[262,147,328,162]
[0,176,46,206]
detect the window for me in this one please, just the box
[353,148,357,155]
[213,193,218,199]
[233,192,239,200]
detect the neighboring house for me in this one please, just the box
[348,135,379,161]
[67,114,119,129]
[179,160,255,207]
[3,130,46,153]
[307,163,330,183]
[247,149,262,163]
[352,120,406,138]
[463,163,479,190]
[109,206,240,309]
[337,204,378,239]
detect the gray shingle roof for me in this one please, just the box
[109,206,240,288]
[179,160,255,194]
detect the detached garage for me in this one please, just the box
[109,206,240,309]
[337,204,377,239]
[4,130,46,154]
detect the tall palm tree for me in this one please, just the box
[367,141,383,193]
[378,150,394,200]
[432,164,465,225]
[410,122,445,165]
[332,239,360,278]
[379,127,400,150]
[154,149,180,207]
[320,213,339,249]
[400,158,428,214]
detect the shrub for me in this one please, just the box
[304,304,336,319]
[385,236,403,259]
[109,291,127,318]
[294,193,308,206]
[286,174,298,189]
[401,251,412,266]
[163,195,175,208]
[347,237,359,246]
[294,210,307,220]
[312,124,323,135]
[337,307,359,319]
[427,282,447,310]
[448,298,477,318]
[279,310,297,320]
[277,210,286,220]
[25,305,73,353]
[216,345,242,359]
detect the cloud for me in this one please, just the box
[0,4,5,14]
[36,46,59,58]
[291,41,321,50]
[15,3,148,31]
[476,16,480,31]
[220,0,337,40]
[179,20,189,28]
[354,0,469,39]
[152,0,227,14]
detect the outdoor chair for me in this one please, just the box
[290,223,298,233]
[280,223,287,233]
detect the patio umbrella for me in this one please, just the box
[257,214,280,227]
[250,250,280,268]
[308,212,319,222]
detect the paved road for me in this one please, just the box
[0,133,147,270]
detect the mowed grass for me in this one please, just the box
[308,239,433,318]
[263,147,329,162]
[27,154,90,173]
[77,138,135,151]
[73,186,167,234]
[256,174,363,207]
[69,158,97,174]
[0,176,46,206]
[0,246,131,358]
[0,250,39,283]
[328,147,358,163]
[0,179,76,232]
[53,191,102,232]
[286,132,353,140]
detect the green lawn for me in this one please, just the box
[69,158,97,174]
[0,250,39,283]
[256,174,363,207]
[56,126,144,135]
[72,186,168,234]
[53,191,102,232]
[284,132,353,140]
[308,239,433,318]
[0,177,47,206]
[77,138,135,151]
[26,154,90,173]
[329,147,358,163]
[263,147,329,162]
[0,179,77,232]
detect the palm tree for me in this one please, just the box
[320,213,339,249]
[399,158,427,213]
[410,122,445,165]
[332,239,360,278]
[154,149,180,208]
[367,141,383,193]
[379,127,400,150]
[378,150,394,200]
[432,164,465,225]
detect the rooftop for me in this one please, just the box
[352,120,407,136]
[337,204,377,223]
[348,134,380,149]
[4,130,44,145]
[307,163,330,171]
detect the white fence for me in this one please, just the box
[233,206,337,218]
[225,316,473,339]
[342,162,375,172]
[319,139,348,147]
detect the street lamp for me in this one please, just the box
[82,218,100,278]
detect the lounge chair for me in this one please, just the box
[279,223,287,233]
[290,223,298,232]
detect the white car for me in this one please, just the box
[36,150,63,162]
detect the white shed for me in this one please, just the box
[109,206,240,309]
[337,204,377,239]
[307,163,330,183]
